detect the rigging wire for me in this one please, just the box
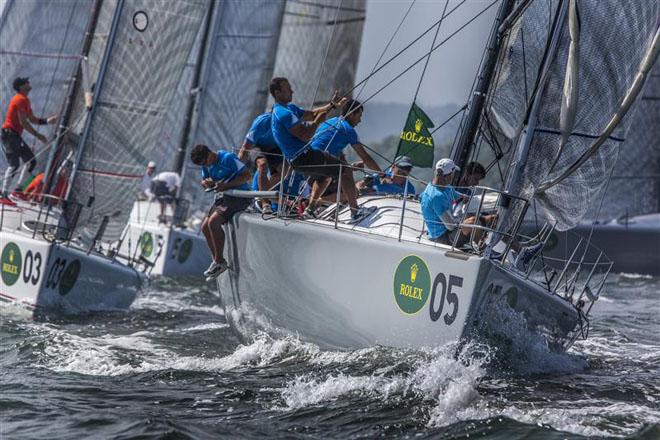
[352,0,416,102]
[309,0,343,108]
[344,0,470,99]
[413,0,449,102]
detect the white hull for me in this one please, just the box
[0,230,142,316]
[120,201,211,277]
[216,197,581,351]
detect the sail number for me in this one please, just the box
[46,257,68,289]
[429,273,462,325]
[22,251,42,285]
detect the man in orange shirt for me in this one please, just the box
[1,77,56,200]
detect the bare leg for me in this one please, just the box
[201,216,218,262]
[309,177,331,209]
[207,211,227,263]
[340,168,358,210]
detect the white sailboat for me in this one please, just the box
[120,0,287,278]
[214,0,658,352]
[0,0,207,314]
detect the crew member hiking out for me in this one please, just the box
[237,111,283,215]
[269,77,368,221]
[190,144,252,281]
[1,76,57,203]
[311,99,382,204]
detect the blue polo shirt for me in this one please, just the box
[420,182,460,239]
[201,150,248,190]
[271,103,307,160]
[311,117,359,158]
[245,113,280,153]
[372,170,416,195]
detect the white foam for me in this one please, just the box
[279,343,487,422]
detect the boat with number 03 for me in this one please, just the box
[1,0,208,314]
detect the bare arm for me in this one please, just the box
[18,111,47,143]
[237,139,253,162]
[301,90,347,121]
[288,109,329,142]
[213,167,252,192]
[352,144,382,173]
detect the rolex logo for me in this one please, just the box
[9,250,14,264]
[414,119,422,133]
[410,263,418,283]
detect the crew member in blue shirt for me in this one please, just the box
[190,144,252,280]
[238,112,283,214]
[311,99,382,203]
[269,77,368,220]
[421,158,469,246]
[357,155,417,196]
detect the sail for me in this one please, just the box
[588,64,660,220]
[0,0,94,174]
[270,0,366,107]
[66,0,207,244]
[180,0,286,217]
[481,0,658,230]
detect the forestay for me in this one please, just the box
[180,0,286,217]
[66,0,207,245]
[492,0,658,230]
[0,0,93,173]
[270,0,366,107]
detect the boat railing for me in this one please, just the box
[384,182,611,321]
[0,193,83,243]
[441,185,612,319]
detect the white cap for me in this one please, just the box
[435,158,460,175]
[147,161,156,168]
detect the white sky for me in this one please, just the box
[355,0,498,107]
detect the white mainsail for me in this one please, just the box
[0,0,94,174]
[471,0,658,230]
[64,0,207,245]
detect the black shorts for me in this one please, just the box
[291,148,344,182]
[207,195,251,222]
[1,128,35,171]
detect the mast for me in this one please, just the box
[452,0,515,177]
[65,0,124,201]
[173,0,217,177]
[43,0,104,193]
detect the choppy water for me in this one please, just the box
[1,274,658,439]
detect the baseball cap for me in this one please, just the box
[435,158,460,175]
[394,156,413,169]
[147,161,156,168]
[13,77,29,91]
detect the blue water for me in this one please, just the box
[1,274,658,439]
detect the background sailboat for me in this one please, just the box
[122,0,287,276]
[1,0,208,314]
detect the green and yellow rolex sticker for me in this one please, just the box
[1,242,22,286]
[177,238,193,263]
[393,255,431,315]
[139,232,154,258]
